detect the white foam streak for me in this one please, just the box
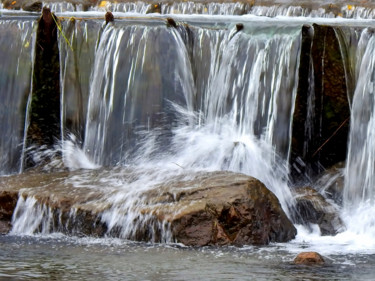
[289,209,375,255]
[11,196,52,235]
[344,31,375,207]
[62,136,100,170]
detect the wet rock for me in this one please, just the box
[22,1,42,12]
[163,173,297,246]
[294,186,345,235]
[0,170,296,246]
[166,17,177,28]
[146,3,161,14]
[2,0,22,10]
[26,7,61,167]
[294,252,325,265]
[316,162,345,205]
[290,24,351,182]
[0,221,11,234]
[324,3,341,17]
[290,24,313,183]
[236,23,244,32]
[0,190,19,234]
[105,11,114,24]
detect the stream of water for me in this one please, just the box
[2,233,375,280]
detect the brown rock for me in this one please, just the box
[294,252,325,265]
[22,1,42,12]
[0,221,11,234]
[2,0,22,10]
[0,170,296,246]
[105,11,114,24]
[166,17,177,28]
[0,190,19,234]
[140,172,297,246]
[146,3,161,14]
[294,187,345,235]
[236,23,244,32]
[0,191,18,221]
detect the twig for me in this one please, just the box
[51,14,73,51]
[312,116,350,158]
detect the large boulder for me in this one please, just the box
[0,169,296,246]
[148,172,297,246]
[294,186,345,235]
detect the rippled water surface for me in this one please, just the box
[1,235,375,280]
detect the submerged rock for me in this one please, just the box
[294,252,325,265]
[316,162,345,205]
[294,186,345,235]
[0,170,296,246]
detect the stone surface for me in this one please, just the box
[26,7,61,168]
[316,162,345,205]
[294,186,345,235]
[22,1,42,12]
[294,252,325,265]
[0,191,18,234]
[0,169,296,245]
[150,172,297,246]
[290,24,351,183]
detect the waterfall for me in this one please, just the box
[75,21,302,207]
[0,20,35,175]
[39,2,375,19]
[344,29,375,207]
[76,21,301,221]
[83,23,195,165]
[6,18,302,237]
[336,29,375,241]
[59,20,100,141]
[76,22,301,165]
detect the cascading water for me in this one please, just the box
[83,21,301,210]
[59,19,99,141]
[7,17,302,239]
[0,19,35,175]
[341,29,375,239]
[5,3,375,279]
[83,22,195,165]
[344,29,375,208]
[41,1,375,19]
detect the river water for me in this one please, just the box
[2,233,375,281]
